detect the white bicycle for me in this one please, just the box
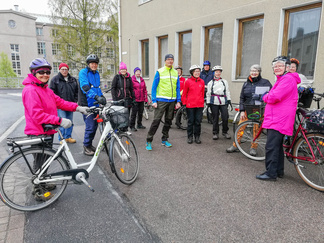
[0,101,139,211]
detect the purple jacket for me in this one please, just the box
[22,74,78,135]
[262,72,301,136]
[131,75,148,102]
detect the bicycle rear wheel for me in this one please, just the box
[293,133,324,191]
[109,134,139,185]
[175,106,188,130]
[234,120,266,161]
[0,148,69,211]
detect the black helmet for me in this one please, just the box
[86,54,99,64]
[175,65,183,70]
[272,56,291,65]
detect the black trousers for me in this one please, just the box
[130,101,144,128]
[186,107,203,138]
[147,101,175,142]
[210,104,229,134]
[265,129,284,178]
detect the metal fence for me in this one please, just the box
[0,77,24,88]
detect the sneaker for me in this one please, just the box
[90,145,96,152]
[126,131,132,136]
[137,124,146,129]
[65,138,76,143]
[146,142,152,151]
[34,190,54,202]
[161,140,172,148]
[213,134,219,140]
[222,133,231,139]
[226,145,239,153]
[84,145,95,156]
[130,127,138,132]
[250,148,257,156]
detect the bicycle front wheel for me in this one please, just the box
[293,133,324,191]
[143,107,149,120]
[175,106,187,130]
[109,134,139,185]
[234,120,266,161]
[0,148,69,211]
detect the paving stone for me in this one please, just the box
[8,214,25,230]
[6,228,24,243]
[0,231,6,241]
[0,224,7,233]
[0,217,8,225]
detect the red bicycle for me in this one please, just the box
[234,106,324,191]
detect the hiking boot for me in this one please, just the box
[146,142,152,151]
[130,127,138,132]
[195,136,201,144]
[250,148,257,156]
[226,145,239,153]
[84,145,95,156]
[137,124,146,129]
[187,137,193,144]
[34,190,54,201]
[213,134,219,140]
[161,140,172,148]
[65,138,76,143]
[90,145,96,152]
[222,133,231,139]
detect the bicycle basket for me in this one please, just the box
[298,92,314,108]
[306,109,324,131]
[107,106,129,129]
[244,104,265,120]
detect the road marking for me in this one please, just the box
[0,116,25,143]
[7,93,22,97]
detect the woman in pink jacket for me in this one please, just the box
[22,58,88,200]
[182,65,205,144]
[130,67,148,131]
[256,56,301,181]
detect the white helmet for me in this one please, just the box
[212,65,223,71]
[189,65,201,75]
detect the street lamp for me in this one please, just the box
[42,23,46,59]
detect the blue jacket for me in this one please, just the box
[200,70,213,85]
[151,70,181,103]
[78,67,103,107]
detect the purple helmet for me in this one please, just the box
[29,58,52,72]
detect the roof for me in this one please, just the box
[0,9,37,20]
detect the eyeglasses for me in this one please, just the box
[272,64,285,69]
[37,71,51,75]
[60,68,68,71]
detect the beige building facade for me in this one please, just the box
[119,0,324,105]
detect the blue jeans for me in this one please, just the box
[83,113,98,147]
[57,109,74,141]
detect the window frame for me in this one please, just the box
[236,15,264,79]
[141,39,149,77]
[158,35,168,67]
[37,42,46,55]
[204,24,223,63]
[178,30,192,76]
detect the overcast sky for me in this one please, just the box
[1,0,50,15]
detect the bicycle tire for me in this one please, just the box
[0,147,69,211]
[293,133,324,191]
[232,111,240,134]
[99,121,106,134]
[234,120,266,161]
[109,134,139,185]
[143,107,149,120]
[175,106,188,130]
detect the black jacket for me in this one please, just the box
[49,72,78,103]
[239,75,272,111]
[111,72,135,101]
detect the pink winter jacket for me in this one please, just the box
[262,72,301,136]
[131,75,148,102]
[22,74,78,135]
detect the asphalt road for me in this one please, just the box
[0,89,323,242]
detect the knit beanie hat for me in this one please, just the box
[134,67,141,74]
[165,54,174,61]
[119,62,127,70]
[59,63,69,70]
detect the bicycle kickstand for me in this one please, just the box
[75,172,95,192]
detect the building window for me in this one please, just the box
[95,47,102,58]
[179,31,192,76]
[37,42,46,55]
[10,44,21,76]
[52,43,61,55]
[51,29,58,37]
[106,48,114,58]
[283,3,321,78]
[204,24,223,67]
[141,39,149,77]
[36,27,43,36]
[53,62,60,74]
[158,35,168,68]
[98,64,103,74]
[67,45,75,57]
[236,15,264,79]
[107,64,115,74]
[107,36,113,42]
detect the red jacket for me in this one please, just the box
[179,76,186,94]
[131,75,148,102]
[22,74,78,135]
[181,76,205,108]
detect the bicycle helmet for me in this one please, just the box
[290,58,300,71]
[86,54,99,64]
[272,56,291,65]
[203,60,211,66]
[189,64,201,76]
[212,65,223,72]
[29,58,52,72]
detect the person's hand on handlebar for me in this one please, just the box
[60,118,72,128]
[94,95,107,105]
[76,106,90,115]
[240,111,247,120]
